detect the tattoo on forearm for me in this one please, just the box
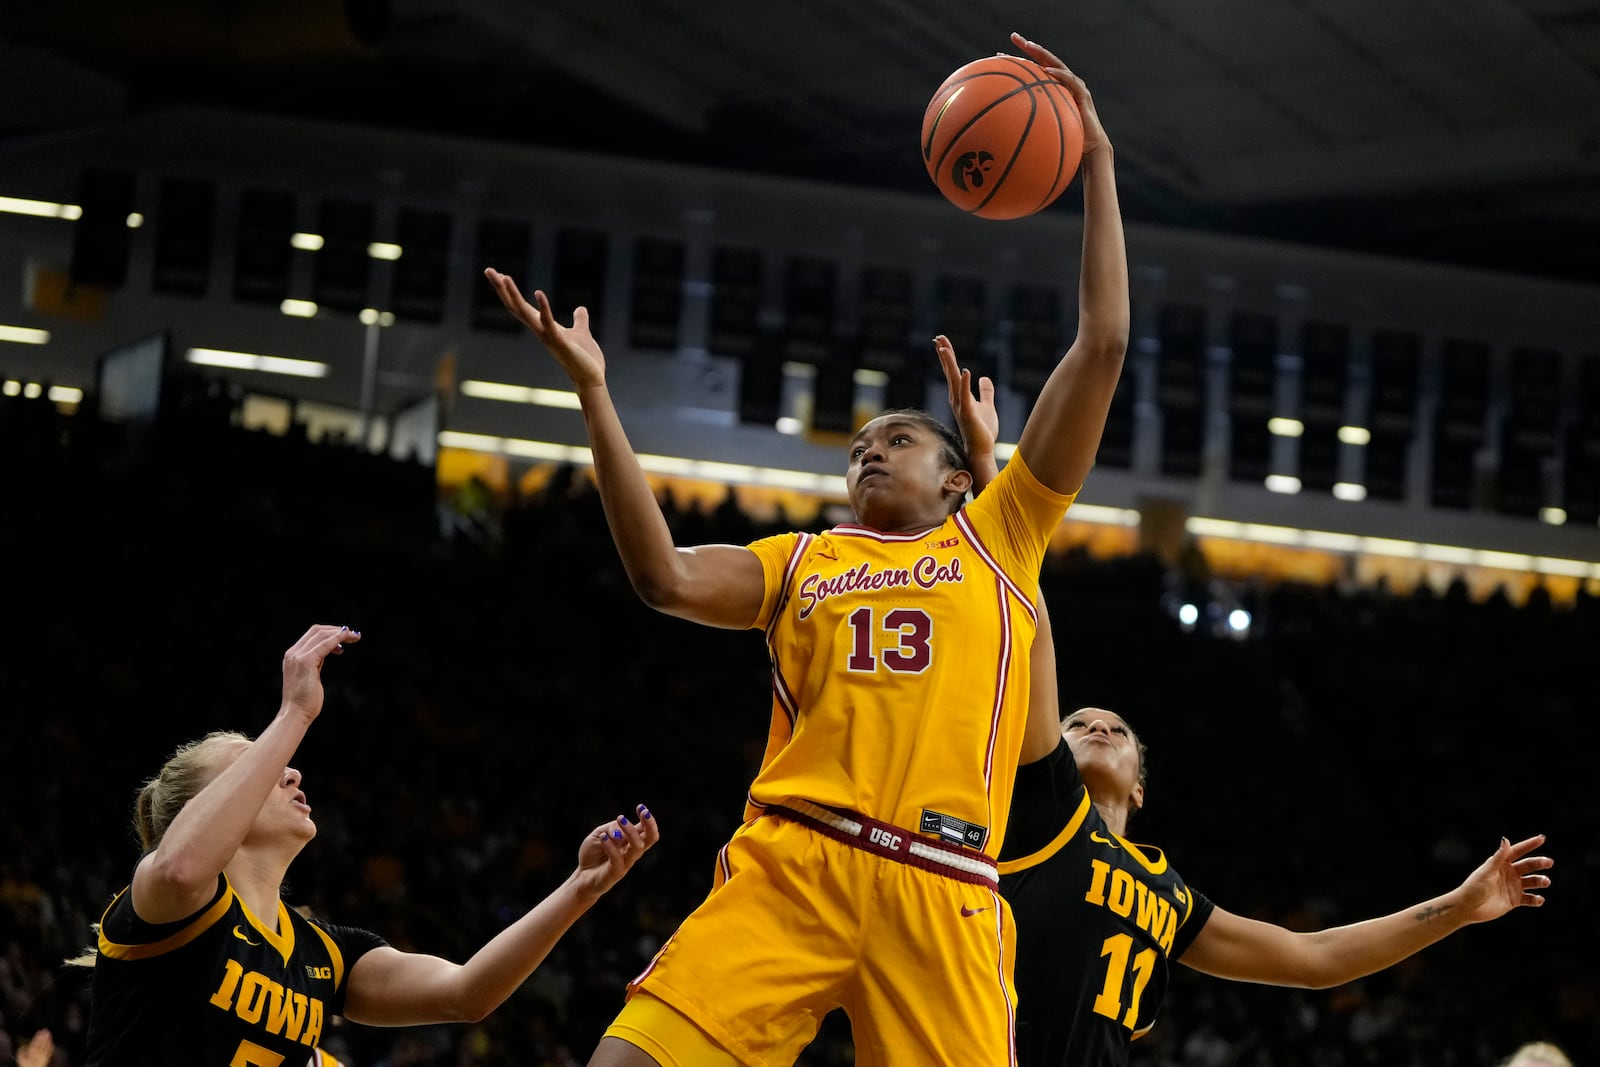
[1414,903,1454,923]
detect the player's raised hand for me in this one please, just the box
[482,268,607,389]
[938,334,998,461]
[281,624,361,722]
[1454,834,1553,923]
[573,804,660,900]
[1010,33,1112,159]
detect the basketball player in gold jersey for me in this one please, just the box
[486,32,1125,1067]
[80,624,660,1066]
[940,359,1556,1065]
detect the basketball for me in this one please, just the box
[921,54,1085,220]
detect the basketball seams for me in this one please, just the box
[928,77,1056,179]
[972,92,1039,217]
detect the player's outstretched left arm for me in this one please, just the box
[1008,33,1129,498]
[1181,834,1553,988]
[341,806,660,1025]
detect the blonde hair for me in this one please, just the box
[66,731,251,967]
[1505,1043,1573,1067]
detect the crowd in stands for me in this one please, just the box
[1,388,1593,1065]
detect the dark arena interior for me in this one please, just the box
[1,2,1597,1064]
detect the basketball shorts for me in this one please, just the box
[607,803,1018,1067]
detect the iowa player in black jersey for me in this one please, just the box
[942,349,1555,1067]
[78,624,661,1066]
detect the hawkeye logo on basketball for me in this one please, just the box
[796,556,964,620]
[1084,859,1179,953]
[207,960,326,1046]
[952,150,995,192]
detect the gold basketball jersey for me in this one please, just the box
[745,452,1075,856]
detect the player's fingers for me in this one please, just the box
[978,376,995,403]
[574,306,591,333]
[1512,855,1554,874]
[1013,33,1068,73]
[636,804,659,846]
[1504,833,1545,859]
[1521,892,1546,907]
[285,624,346,661]
[615,814,646,852]
[487,270,537,322]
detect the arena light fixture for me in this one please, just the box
[126,212,144,229]
[431,431,1600,579]
[0,325,51,345]
[47,386,83,403]
[290,232,325,251]
[279,299,319,318]
[1338,426,1371,446]
[1264,474,1302,494]
[367,242,403,261]
[186,348,329,378]
[1,380,18,396]
[22,383,42,399]
[459,380,581,409]
[775,417,804,435]
[0,195,81,220]
[1332,482,1367,502]
[1177,603,1199,626]
[1267,417,1303,437]
[1539,507,1567,526]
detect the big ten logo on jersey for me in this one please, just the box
[208,959,326,1046]
[796,555,965,620]
[1084,859,1178,953]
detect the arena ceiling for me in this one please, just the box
[4,0,1600,284]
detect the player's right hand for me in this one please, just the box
[281,624,361,722]
[1010,34,1112,160]
[483,268,608,389]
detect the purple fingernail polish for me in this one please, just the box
[612,829,624,841]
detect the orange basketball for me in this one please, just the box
[921,54,1085,220]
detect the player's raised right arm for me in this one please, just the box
[1009,35,1130,499]
[484,269,766,629]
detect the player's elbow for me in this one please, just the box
[633,570,688,613]
[143,850,216,900]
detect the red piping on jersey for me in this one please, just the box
[981,573,1014,812]
[953,511,1038,624]
[766,532,813,727]
[990,886,1019,1066]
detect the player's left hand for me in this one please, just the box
[1454,834,1552,923]
[937,334,998,459]
[573,804,660,899]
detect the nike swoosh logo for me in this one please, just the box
[1089,831,1120,849]
[960,905,989,917]
[232,925,261,946]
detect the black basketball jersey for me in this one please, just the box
[84,872,386,1067]
[998,740,1214,1067]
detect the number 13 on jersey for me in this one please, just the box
[846,607,933,674]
